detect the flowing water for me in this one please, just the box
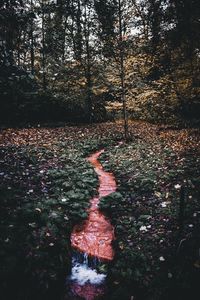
[67,150,116,299]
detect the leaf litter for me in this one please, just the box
[0,121,200,299]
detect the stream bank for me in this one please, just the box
[68,150,116,299]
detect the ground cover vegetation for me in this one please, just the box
[0,125,116,299]
[0,122,200,299]
[99,123,200,299]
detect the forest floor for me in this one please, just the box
[0,121,200,300]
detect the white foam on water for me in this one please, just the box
[70,259,106,286]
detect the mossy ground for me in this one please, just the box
[0,125,113,300]
[0,121,200,300]
[99,123,200,300]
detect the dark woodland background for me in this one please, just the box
[0,0,199,126]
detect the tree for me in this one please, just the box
[66,0,101,121]
[0,0,26,67]
[118,0,128,140]
[95,0,129,139]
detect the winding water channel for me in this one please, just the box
[68,150,117,299]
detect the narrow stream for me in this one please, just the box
[67,150,116,299]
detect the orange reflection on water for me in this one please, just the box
[71,150,116,261]
[70,282,105,300]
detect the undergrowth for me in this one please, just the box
[0,122,199,300]
[99,137,200,300]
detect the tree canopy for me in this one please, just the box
[0,0,199,126]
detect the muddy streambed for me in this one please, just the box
[67,150,116,299]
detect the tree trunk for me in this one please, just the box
[84,2,93,121]
[118,0,128,141]
[76,0,82,61]
[30,0,35,75]
[42,0,46,90]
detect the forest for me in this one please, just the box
[1,0,200,125]
[0,1,200,300]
